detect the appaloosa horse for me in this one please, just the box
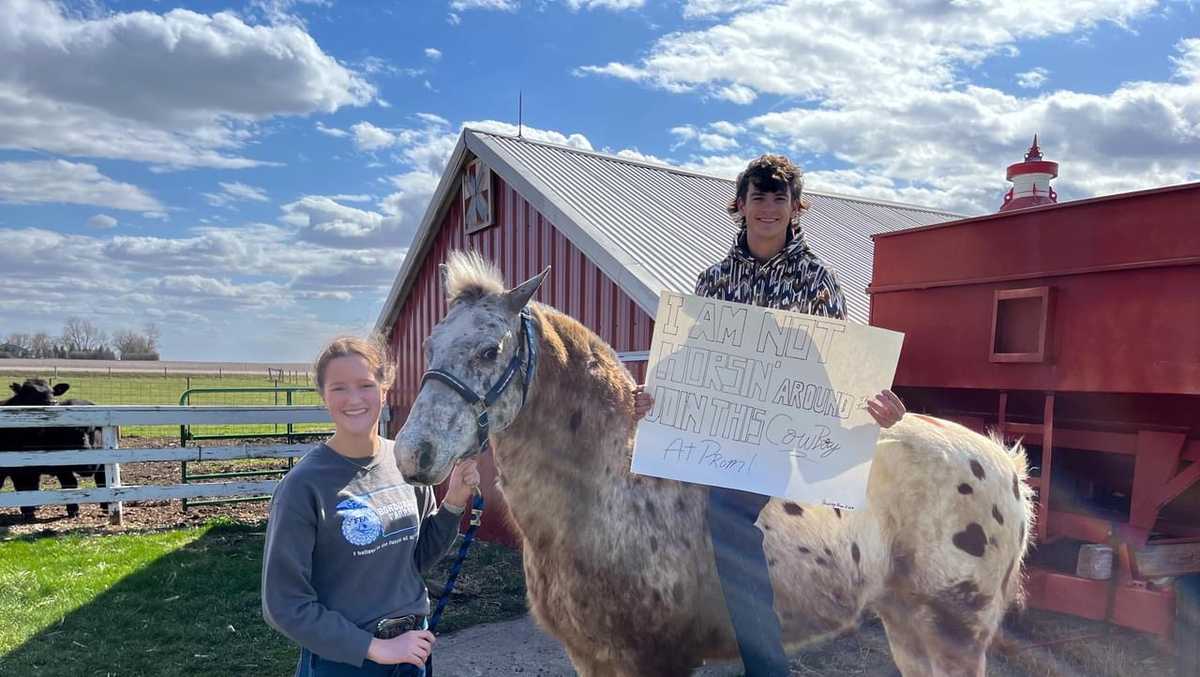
[395,251,1033,677]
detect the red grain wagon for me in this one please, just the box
[869,151,1200,649]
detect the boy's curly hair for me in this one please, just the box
[727,154,808,228]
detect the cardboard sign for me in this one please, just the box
[631,291,903,509]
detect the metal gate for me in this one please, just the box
[178,386,329,509]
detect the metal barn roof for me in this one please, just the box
[376,129,964,332]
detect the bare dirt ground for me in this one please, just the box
[435,609,1177,677]
[0,446,274,535]
[0,441,1182,676]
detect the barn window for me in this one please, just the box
[990,286,1052,363]
[462,157,494,234]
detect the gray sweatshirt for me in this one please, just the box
[261,440,462,667]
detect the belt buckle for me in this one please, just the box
[375,615,418,639]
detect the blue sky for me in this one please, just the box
[1,0,1197,361]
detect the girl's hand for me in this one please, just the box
[367,630,436,666]
[443,458,480,511]
[632,384,654,421]
[867,389,906,428]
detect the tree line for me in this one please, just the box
[1,318,160,360]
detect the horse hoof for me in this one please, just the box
[67,507,80,518]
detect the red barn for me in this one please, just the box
[870,140,1200,639]
[374,128,960,545]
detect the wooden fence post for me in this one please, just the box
[103,425,124,525]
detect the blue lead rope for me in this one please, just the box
[428,490,485,633]
[425,491,484,677]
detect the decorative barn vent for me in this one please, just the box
[462,157,494,234]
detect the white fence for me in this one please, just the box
[0,405,385,524]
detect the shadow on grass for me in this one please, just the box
[0,524,529,677]
[0,523,297,677]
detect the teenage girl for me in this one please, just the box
[262,336,479,676]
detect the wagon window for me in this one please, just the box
[990,286,1052,363]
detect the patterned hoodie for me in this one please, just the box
[694,228,846,319]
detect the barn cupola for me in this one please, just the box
[999,134,1059,212]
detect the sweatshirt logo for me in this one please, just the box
[336,496,383,546]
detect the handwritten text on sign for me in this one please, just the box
[631,292,903,508]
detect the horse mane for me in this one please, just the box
[443,250,506,306]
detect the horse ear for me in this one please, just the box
[53,383,70,396]
[9,382,19,394]
[504,266,550,312]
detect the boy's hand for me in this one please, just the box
[867,389,906,428]
[632,384,654,421]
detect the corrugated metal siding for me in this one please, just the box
[390,174,651,427]
[481,132,961,324]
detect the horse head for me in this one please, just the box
[394,250,547,485]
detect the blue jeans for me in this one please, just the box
[296,649,426,677]
[707,486,790,677]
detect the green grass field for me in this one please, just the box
[1,371,332,439]
[0,520,526,677]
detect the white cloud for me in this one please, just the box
[247,0,333,28]
[417,112,451,126]
[352,121,398,151]
[612,148,670,166]
[0,160,163,211]
[425,48,443,61]
[579,1,1197,214]
[87,214,118,229]
[465,120,593,150]
[356,56,424,78]
[0,91,271,170]
[0,1,374,169]
[698,132,739,151]
[316,121,350,137]
[1017,67,1050,89]
[155,274,286,304]
[281,166,439,249]
[204,181,270,207]
[678,154,751,179]
[379,170,440,223]
[450,0,518,10]
[715,83,757,104]
[289,115,594,249]
[0,223,404,361]
[574,62,650,82]
[670,125,739,151]
[579,0,1155,104]
[328,193,373,202]
[282,196,384,240]
[744,68,1200,213]
[682,0,773,19]
[565,0,645,10]
[709,120,743,136]
[447,12,462,25]
[1170,37,1200,81]
[670,125,698,142]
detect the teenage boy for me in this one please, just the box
[633,154,905,676]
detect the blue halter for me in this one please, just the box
[418,308,539,456]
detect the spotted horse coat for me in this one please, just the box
[393,252,1034,677]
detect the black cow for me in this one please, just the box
[0,379,106,521]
